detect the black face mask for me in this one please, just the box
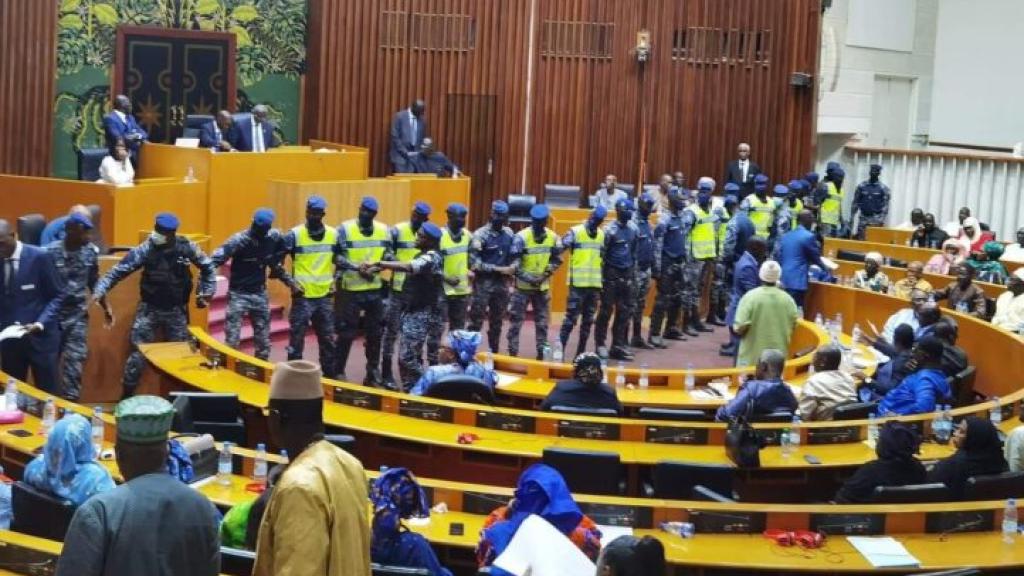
[358,213,374,228]
[449,218,465,232]
[531,220,546,234]
[616,211,631,224]
[410,215,427,230]
[306,216,323,229]
[251,224,270,239]
[490,216,507,228]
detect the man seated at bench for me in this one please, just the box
[715,349,797,422]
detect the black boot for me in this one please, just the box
[681,309,699,337]
[631,335,654,350]
[692,306,713,333]
[706,307,726,326]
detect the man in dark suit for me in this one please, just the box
[724,142,761,200]
[198,110,235,152]
[229,105,278,152]
[102,94,148,164]
[412,138,457,177]
[389,99,428,173]
[0,220,65,392]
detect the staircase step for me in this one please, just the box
[210,316,291,345]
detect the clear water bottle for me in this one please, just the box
[41,398,56,435]
[814,312,824,328]
[956,301,969,314]
[217,442,233,486]
[834,313,843,332]
[483,351,494,371]
[279,449,289,464]
[91,407,104,455]
[600,358,609,384]
[541,344,552,362]
[937,405,953,444]
[552,341,563,363]
[638,363,649,389]
[991,396,1003,427]
[614,362,626,389]
[253,443,268,484]
[851,323,862,345]
[184,166,196,183]
[780,427,793,457]
[684,363,695,392]
[867,413,879,447]
[4,378,17,411]
[789,415,802,452]
[1004,499,1018,544]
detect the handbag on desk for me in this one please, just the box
[725,400,763,468]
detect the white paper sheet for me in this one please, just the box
[495,373,521,388]
[847,536,920,568]
[493,514,596,576]
[596,524,634,548]
[0,325,27,342]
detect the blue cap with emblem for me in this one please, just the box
[413,201,432,216]
[773,184,789,197]
[697,177,716,191]
[67,212,93,230]
[591,205,608,220]
[360,196,379,211]
[154,212,179,231]
[724,182,741,193]
[638,192,654,205]
[420,222,442,240]
[306,195,327,210]
[530,204,550,220]
[491,200,509,214]
[833,168,846,178]
[253,208,275,227]
[870,163,883,171]
[447,202,468,216]
[615,198,635,211]
[805,171,819,183]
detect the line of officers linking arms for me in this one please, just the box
[77,174,819,398]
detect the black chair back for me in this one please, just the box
[169,392,246,445]
[220,547,256,576]
[651,460,734,500]
[964,471,1024,501]
[544,184,582,208]
[832,401,877,421]
[16,214,46,246]
[507,194,537,226]
[76,147,108,181]
[871,483,951,503]
[549,405,618,417]
[836,249,865,262]
[952,365,977,408]
[424,375,495,404]
[371,564,431,575]
[542,447,623,495]
[617,184,635,196]
[325,434,357,454]
[637,407,711,422]
[751,410,793,423]
[10,481,76,541]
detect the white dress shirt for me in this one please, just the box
[408,110,418,146]
[739,159,749,182]
[3,241,21,286]
[252,120,266,153]
[992,291,1024,332]
[98,155,135,185]
[1001,243,1024,264]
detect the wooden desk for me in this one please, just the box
[865,227,914,246]
[830,259,1005,301]
[825,238,940,265]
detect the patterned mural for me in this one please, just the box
[52,0,306,177]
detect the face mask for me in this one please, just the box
[251,225,270,239]
[531,220,546,234]
[358,214,373,227]
[150,232,168,246]
[616,211,631,224]
[697,193,711,205]
[449,218,465,232]
[490,216,506,227]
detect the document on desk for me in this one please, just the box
[596,524,633,547]
[847,536,919,568]
[495,373,521,388]
[494,514,595,576]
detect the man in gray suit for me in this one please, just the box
[389,99,428,173]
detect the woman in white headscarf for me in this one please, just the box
[957,217,994,255]
[925,239,965,275]
[852,252,890,292]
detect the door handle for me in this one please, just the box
[487,158,493,175]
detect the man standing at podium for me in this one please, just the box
[92,213,216,398]
[389,99,428,173]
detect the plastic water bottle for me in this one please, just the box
[41,398,56,435]
[956,301,969,314]
[600,359,609,384]
[1004,499,1018,544]
[814,313,824,328]
[253,443,268,484]
[789,415,802,452]
[614,362,626,389]
[834,313,843,332]
[279,449,289,464]
[184,166,196,183]
[851,323,862,346]
[638,363,649,389]
[867,413,879,447]
[541,344,552,362]
[4,378,17,411]
[991,397,1003,427]
[483,351,494,371]
[552,341,563,363]
[780,427,793,457]
[91,407,104,455]
[684,362,695,392]
[217,442,233,486]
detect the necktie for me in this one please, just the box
[410,117,417,146]
[2,259,11,294]
[740,161,748,182]
[254,122,265,153]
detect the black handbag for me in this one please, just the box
[725,400,763,468]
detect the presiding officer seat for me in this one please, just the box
[544,184,582,208]
[507,194,537,227]
[10,481,75,541]
[184,114,215,139]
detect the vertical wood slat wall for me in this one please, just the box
[311,0,822,214]
[0,0,57,177]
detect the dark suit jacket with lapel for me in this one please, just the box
[102,111,148,153]
[228,116,277,152]
[0,244,65,353]
[198,121,227,149]
[389,108,428,168]
[725,159,761,199]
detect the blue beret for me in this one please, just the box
[833,168,846,177]
[530,204,549,219]
[754,174,770,185]
[491,200,509,215]
[306,195,327,210]
[870,163,883,170]
[723,183,741,193]
[724,195,739,206]
[447,202,468,216]
[420,222,442,240]
[804,171,820,182]
[826,161,842,171]
[67,212,93,229]
[615,198,635,210]
[592,205,608,220]
[773,184,789,197]
[638,192,655,204]
[413,201,432,216]
[787,180,805,190]
[154,212,179,231]
[698,179,715,192]
[360,196,379,212]
[253,208,275,227]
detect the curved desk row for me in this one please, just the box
[830,258,1006,301]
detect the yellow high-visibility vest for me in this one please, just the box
[390,222,418,292]
[292,225,338,299]
[687,204,717,260]
[567,224,604,288]
[339,220,388,291]
[747,195,776,238]
[820,182,843,226]
[440,227,471,297]
[717,213,730,252]
[517,228,556,291]
[789,198,804,230]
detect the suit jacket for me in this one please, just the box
[724,159,761,199]
[777,226,827,292]
[229,116,278,152]
[198,121,230,150]
[0,244,65,353]
[389,108,428,167]
[102,111,148,152]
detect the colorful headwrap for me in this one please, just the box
[23,414,115,506]
[448,330,482,368]
[573,352,603,385]
[166,438,195,483]
[371,467,430,540]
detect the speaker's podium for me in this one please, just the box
[138,140,371,244]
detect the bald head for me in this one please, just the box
[797,209,815,229]
[737,143,751,160]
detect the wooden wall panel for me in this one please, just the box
[306,0,820,220]
[0,0,57,176]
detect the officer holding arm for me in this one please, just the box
[381,202,431,388]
